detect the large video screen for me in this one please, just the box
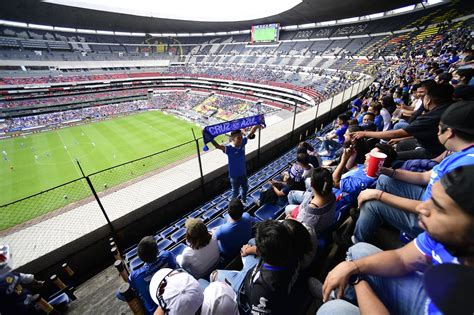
[251,23,280,43]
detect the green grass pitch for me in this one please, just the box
[0,111,207,230]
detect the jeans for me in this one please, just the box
[316,243,428,315]
[393,120,409,130]
[230,175,248,202]
[354,175,425,243]
[323,139,342,152]
[212,239,259,293]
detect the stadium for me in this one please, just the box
[0,0,473,314]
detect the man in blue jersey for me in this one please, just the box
[118,236,177,314]
[213,198,257,263]
[208,126,260,203]
[354,100,474,243]
[318,165,474,315]
[320,114,349,156]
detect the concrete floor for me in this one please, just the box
[67,265,131,315]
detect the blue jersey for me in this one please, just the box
[422,145,474,201]
[339,165,376,203]
[335,125,348,145]
[414,232,459,315]
[214,212,256,260]
[130,251,177,314]
[374,115,384,131]
[225,137,248,178]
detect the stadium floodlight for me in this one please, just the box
[44,0,302,22]
[76,28,96,34]
[0,20,28,27]
[54,26,77,33]
[391,5,416,14]
[96,30,114,35]
[28,23,55,30]
[367,12,384,19]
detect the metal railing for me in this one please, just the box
[0,77,373,269]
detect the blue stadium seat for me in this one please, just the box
[207,217,225,230]
[124,246,138,262]
[250,191,261,203]
[200,203,213,212]
[255,204,284,221]
[159,226,177,238]
[129,256,144,272]
[188,209,204,218]
[173,218,186,228]
[170,228,186,243]
[222,190,232,199]
[157,238,173,251]
[170,243,186,257]
[211,196,223,204]
[215,201,228,211]
[400,232,413,244]
[48,292,70,307]
[202,207,220,221]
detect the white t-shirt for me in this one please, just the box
[413,98,423,111]
[380,108,392,131]
[177,238,220,279]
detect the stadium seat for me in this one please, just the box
[173,218,186,228]
[222,190,232,199]
[202,207,220,221]
[200,203,213,212]
[129,256,144,272]
[188,209,204,218]
[170,243,186,257]
[157,238,173,251]
[159,226,178,238]
[124,247,138,262]
[207,217,225,230]
[255,204,284,221]
[170,228,186,243]
[215,201,227,211]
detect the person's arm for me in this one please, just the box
[432,150,448,163]
[355,280,390,315]
[379,167,431,186]
[357,188,421,213]
[322,241,428,301]
[387,136,413,145]
[326,133,337,140]
[202,129,226,152]
[209,138,225,152]
[247,125,261,138]
[271,184,287,197]
[353,128,409,140]
[332,147,353,188]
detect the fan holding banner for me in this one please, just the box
[202,114,265,204]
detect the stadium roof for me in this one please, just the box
[1,0,426,33]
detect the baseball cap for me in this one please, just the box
[149,268,204,315]
[440,101,474,135]
[440,165,474,215]
[201,282,239,315]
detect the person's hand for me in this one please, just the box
[352,131,366,140]
[388,138,402,145]
[341,146,355,161]
[322,261,358,302]
[357,189,382,208]
[241,244,252,257]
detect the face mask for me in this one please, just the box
[451,79,459,85]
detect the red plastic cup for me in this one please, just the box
[366,152,387,178]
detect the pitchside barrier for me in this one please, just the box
[0,77,373,281]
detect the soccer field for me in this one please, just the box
[1,110,203,208]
